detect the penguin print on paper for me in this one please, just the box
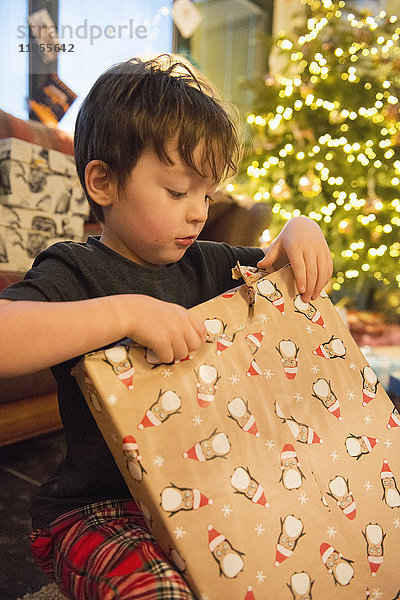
[312,378,342,421]
[387,406,400,429]
[246,358,263,377]
[313,336,346,359]
[380,459,400,508]
[327,475,356,520]
[361,366,379,406]
[194,364,220,407]
[103,346,135,390]
[160,484,213,517]
[183,429,231,461]
[146,347,192,366]
[221,287,240,299]
[274,515,305,567]
[204,318,236,354]
[245,331,264,355]
[320,543,354,586]
[256,279,285,314]
[122,435,146,481]
[287,571,313,599]
[207,524,245,578]
[167,547,187,573]
[227,397,260,438]
[285,415,323,445]
[276,340,300,379]
[243,587,255,600]
[137,389,181,429]
[280,444,305,490]
[362,523,385,577]
[230,466,269,508]
[345,433,379,459]
[84,372,102,412]
[293,295,326,328]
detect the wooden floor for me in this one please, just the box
[0,431,66,600]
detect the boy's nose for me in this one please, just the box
[187,197,209,224]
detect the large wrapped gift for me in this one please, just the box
[74,265,400,600]
[0,137,88,272]
[0,205,84,272]
[0,137,87,216]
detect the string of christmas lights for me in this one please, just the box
[233,0,400,315]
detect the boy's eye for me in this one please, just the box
[167,189,188,199]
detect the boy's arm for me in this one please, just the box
[0,296,207,378]
[257,215,333,303]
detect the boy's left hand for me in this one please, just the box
[257,215,333,303]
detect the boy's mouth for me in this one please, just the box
[176,235,197,246]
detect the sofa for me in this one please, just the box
[0,109,271,447]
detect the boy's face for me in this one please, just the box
[99,137,217,267]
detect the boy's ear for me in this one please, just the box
[85,160,116,207]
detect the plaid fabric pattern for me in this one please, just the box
[30,499,195,600]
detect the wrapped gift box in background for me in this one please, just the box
[74,265,400,600]
[0,136,88,272]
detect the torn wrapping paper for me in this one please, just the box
[73,264,400,600]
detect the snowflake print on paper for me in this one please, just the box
[311,364,320,374]
[106,394,118,405]
[265,440,276,451]
[173,526,186,539]
[192,415,203,426]
[371,589,383,599]
[260,313,269,322]
[306,324,314,334]
[364,414,372,424]
[298,493,309,505]
[347,390,356,400]
[384,438,393,448]
[294,392,303,403]
[162,368,172,378]
[330,450,340,462]
[264,369,274,379]
[230,374,240,385]
[221,504,233,517]
[327,526,337,538]
[349,362,357,370]
[153,455,164,467]
[256,571,266,584]
[255,523,265,536]
[364,481,374,492]
[393,517,400,529]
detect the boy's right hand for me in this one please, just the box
[126,295,207,364]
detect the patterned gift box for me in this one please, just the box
[0,204,84,272]
[74,265,400,600]
[0,137,88,217]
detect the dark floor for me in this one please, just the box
[0,431,66,600]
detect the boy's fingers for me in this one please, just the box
[190,313,207,342]
[302,255,318,303]
[311,255,331,299]
[289,253,306,296]
[257,242,278,267]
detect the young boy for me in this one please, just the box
[0,56,332,599]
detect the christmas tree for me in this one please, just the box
[234,0,400,318]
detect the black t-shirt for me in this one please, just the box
[0,236,264,528]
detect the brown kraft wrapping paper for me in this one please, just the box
[73,264,400,600]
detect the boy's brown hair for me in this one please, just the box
[74,54,243,223]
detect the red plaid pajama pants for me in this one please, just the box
[30,499,195,600]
